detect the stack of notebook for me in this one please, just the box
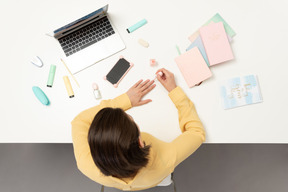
[175,13,236,87]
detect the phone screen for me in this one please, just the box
[106,58,130,84]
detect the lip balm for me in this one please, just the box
[63,76,74,98]
[92,83,101,100]
[47,65,56,87]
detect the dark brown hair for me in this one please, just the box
[88,108,150,178]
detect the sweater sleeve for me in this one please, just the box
[168,87,206,167]
[71,93,132,166]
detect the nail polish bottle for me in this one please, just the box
[92,83,101,100]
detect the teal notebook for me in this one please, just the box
[189,13,236,42]
[205,13,236,37]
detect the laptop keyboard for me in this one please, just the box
[58,16,115,57]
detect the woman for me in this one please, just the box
[71,68,205,191]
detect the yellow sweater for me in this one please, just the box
[71,87,205,191]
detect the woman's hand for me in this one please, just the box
[156,68,177,92]
[126,79,156,107]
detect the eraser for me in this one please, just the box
[138,39,149,48]
[127,19,147,33]
[150,59,157,66]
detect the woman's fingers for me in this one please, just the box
[138,79,150,88]
[134,79,143,88]
[142,83,156,95]
[140,80,155,91]
[138,99,152,106]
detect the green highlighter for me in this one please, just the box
[47,65,56,87]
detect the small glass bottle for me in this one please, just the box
[92,83,101,100]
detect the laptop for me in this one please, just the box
[51,4,125,74]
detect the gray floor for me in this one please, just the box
[0,144,287,192]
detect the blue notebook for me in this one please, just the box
[186,36,209,66]
[220,75,263,109]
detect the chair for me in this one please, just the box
[100,173,177,192]
[157,173,177,192]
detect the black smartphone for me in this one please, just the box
[105,57,133,88]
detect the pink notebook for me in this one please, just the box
[200,22,234,66]
[175,47,212,88]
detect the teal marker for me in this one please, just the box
[47,65,56,87]
[127,19,147,33]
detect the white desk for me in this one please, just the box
[1,0,288,143]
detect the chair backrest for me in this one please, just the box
[157,174,173,186]
[101,174,175,192]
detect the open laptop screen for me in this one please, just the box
[53,5,108,38]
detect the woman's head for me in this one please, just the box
[88,108,150,178]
